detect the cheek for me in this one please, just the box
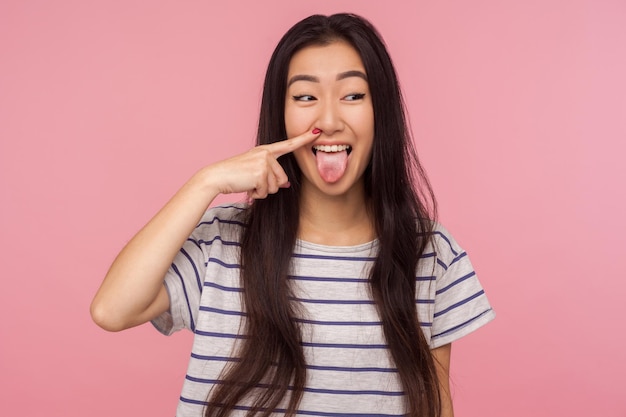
[351,110,375,143]
[292,146,313,174]
[284,104,311,138]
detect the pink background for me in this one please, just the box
[1,1,625,416]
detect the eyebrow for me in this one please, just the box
[287,70,368,87]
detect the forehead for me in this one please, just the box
[287,41,366,78]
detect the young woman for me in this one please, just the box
[91,13,495,417]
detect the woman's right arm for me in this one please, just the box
[90,130,320,332]
[90,168,222,332]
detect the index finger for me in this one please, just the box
[266,128,322,158]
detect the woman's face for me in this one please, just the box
[284,41,374,199]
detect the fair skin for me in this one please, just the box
[91,41,453,416]
[433,343,454,417]
[285,41,375,246]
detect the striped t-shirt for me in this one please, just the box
[152,204,495,416]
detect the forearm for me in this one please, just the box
[91,169,220,331]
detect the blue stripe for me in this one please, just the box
[199,306,246,316]
[436,271,476,295]
[436,258,448,270]
[293,317,432,327]
[216,204,247,211]
[434,290,485,318]
[187,238,202,250]
[171,263,195,332]
[190,353,239,362]
[196,235,241,247]
[295,318,382,326]
[180,247,202,292]
[189,353,398,374]
[305,386,403,396]
[196,306,435,325]
[197,217,246,228]
[306,364,398,373]
[287,409,403,417]
[292,274,434,283]
[420,252,436,259]
[432,231,459,256]
[291,297,374,305]
[195,330,247,339]
[207,257,240,269]
[449,251,467,266]
[185,376,403,397]
[291,274,435,282]
[203,281,243,292]
[433,308,493,338]
[301,341,387,349]
[289,275,368,283]
[179,398,404,417]
[179,396,206,405]
[293,253,376,262]
[289,410,404,417]
[417,275,436,281]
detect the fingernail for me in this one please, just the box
[312,128,321,134]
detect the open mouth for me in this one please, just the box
[311,144,352,184]
[312,145,352,155]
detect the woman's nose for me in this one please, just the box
[314,100,344,135]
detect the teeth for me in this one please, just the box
[313,145,351,153]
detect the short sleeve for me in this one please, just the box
[428,227,495,348]
[151,232,208,336]
[151,204,247,336]
[150,207,240,336]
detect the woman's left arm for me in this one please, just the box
[432,343,454,417]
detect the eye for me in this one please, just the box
[343,93,366,101]
[292,95,317,102]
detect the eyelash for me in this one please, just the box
[291,93,366,102]
[292,95,316,102]
[344,93,366,101]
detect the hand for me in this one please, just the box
[203,129,321,199]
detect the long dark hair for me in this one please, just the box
[205,13,439,417]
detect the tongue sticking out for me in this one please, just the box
[316,150,349,183]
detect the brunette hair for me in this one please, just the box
[205,13,439,417]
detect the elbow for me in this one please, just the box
[90,299,128,332]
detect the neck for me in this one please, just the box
[297,181,376,246]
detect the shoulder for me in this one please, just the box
[425,222,469,270]
[191,203,249,243]
[198,203,249,228]
[202,202,248,222]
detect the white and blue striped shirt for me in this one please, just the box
[152,204,495,416]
